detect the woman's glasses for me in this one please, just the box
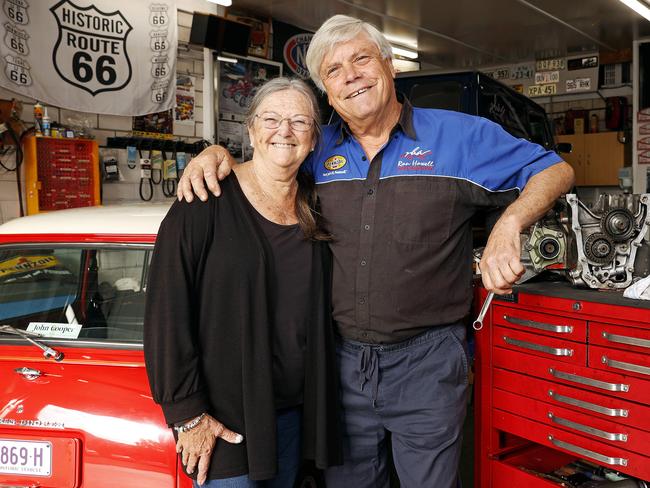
[255,112,314,132]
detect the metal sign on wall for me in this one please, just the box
[0,0,177,116]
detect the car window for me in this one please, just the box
[479,86,530,141]
[408,80,464,111]
[0,246,152,344]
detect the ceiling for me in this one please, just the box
[231,0,650,69]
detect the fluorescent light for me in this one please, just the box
[618,0,650,21]
[391,45,418,60]
[217,55,238,63]
[207,0,232,6]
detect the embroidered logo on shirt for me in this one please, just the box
[397,147,435,171]
[324,155,347,171]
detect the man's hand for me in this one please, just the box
[479,216,524,295]
[176,414,244,486]
[177,145,236,202]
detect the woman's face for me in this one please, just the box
[249,89,315,171]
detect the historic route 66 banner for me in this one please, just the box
[0,0,177,116]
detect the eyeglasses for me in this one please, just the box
[255,112,314,132]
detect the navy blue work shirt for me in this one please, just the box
[303,98,563,343]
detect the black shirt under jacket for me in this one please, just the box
[143,174,342,481]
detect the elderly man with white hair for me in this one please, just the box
[177,14,574,488]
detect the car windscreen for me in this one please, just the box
[0,246,152,344]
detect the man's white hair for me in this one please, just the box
[305,14,393,92]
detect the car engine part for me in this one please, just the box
[566,193,650,289]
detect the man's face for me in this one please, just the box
[319,33,396,125]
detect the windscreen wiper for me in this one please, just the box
[0,324,64,361]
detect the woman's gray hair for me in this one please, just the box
[245,77,321,140]
[306,14,393,92]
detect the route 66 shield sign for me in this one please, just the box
[151,55,169,78]
[150,30,169,52]
[4,54,31,86]
[3,0,29,25]
[4,22,29,56]
[149,4,169,28]
[50,0,133,96]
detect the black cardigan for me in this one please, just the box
[144,175,342,480]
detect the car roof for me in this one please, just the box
[0,204,172,236]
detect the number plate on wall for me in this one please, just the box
[0,439,52,476]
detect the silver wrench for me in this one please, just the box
[472,291,495,331]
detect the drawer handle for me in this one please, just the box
[549,368,629,393]
[548,412,628,442]
[503,336,573,356]
[602,331,650,349]
[504,315,573,334]
[548,435,628,466]
[602,356,650,377]
[548,390,628,417]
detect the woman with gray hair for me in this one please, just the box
[144,77,342,487]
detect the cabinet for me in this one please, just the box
[474,282,650,487]
[23,136,100,214]
[556,132,625,186]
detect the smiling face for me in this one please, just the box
[248,89,315,171]
[320,33,396,126]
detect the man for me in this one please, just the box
[178,15,574,488]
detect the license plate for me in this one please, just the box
[0,439,52,476]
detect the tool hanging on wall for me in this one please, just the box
[126,146,137,169]
[162,154,178,197]
[138,140,153,201]
[150,150,163,184]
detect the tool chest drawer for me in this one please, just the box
[493,305,587,342]
[493,409,650,481]
[492,347,650,404]
[589,344,650,380]
[493,368,650,432]
[493,389,650,453]
[492,324,587,366]
[589,322,650,355]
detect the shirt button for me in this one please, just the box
[362,156,367,161]
[360,260,367,266]
[362,331,368,338]
[367,189,374,195]
[359,297,366,304]
[364,224,370,230]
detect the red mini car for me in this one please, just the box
[0,204,194,488]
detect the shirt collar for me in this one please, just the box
[334,92,417,145]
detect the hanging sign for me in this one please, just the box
[0,0,177,116]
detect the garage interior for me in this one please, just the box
[1,1,650,487]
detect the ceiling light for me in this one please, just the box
[391,45,418,60]
[217,55,238,63]
[617,0,650,21]
[206,0,232,6]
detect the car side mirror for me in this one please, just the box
[556,142,572,154]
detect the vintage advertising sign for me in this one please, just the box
[0,0,177,115]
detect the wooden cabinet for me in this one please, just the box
[474,282,650,487]
[556,132,625,186]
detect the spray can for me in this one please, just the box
[33,102,43,135]
[42,108,51,137]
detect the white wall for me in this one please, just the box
[0,0,221,223]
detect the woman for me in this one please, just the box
[144,78,341,487]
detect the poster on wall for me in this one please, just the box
[175,74,195,127]
[226,12,270,59]
[217,54,282,162]
[0,0,177,116]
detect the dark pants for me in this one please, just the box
[325,324,469,488]
[194,407,302,488]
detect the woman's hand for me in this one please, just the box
[176,414,244,486]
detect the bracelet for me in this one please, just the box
[175,413,206,433]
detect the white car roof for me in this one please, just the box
[0,204,172,236]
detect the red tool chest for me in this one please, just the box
[474,282,650,487]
